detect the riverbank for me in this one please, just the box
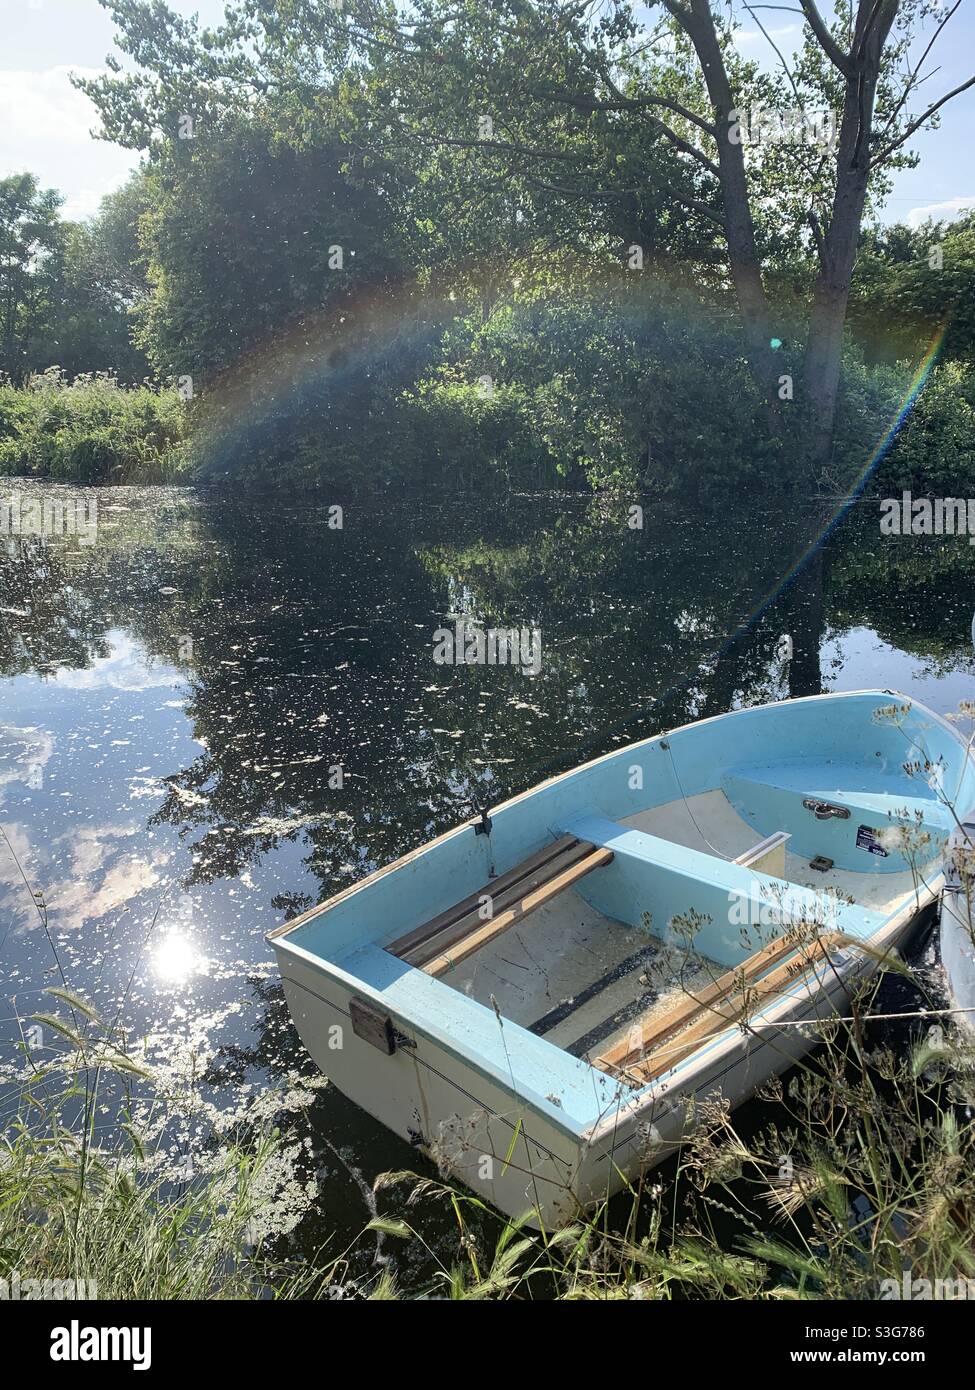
[0,370,188,485]
[5,970,974,1300]
[3,350,973,497]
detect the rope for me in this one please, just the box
[745,1003,975,1029]
[664,740,732,860]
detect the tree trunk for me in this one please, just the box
[802,1,899,484]
[680,0,778,405]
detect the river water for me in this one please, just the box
[1,479,973,1275]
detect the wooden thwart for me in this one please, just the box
[387,833,580,962]
[421,847,614,977]
[596,930,843,1085]
[386,834,613,977]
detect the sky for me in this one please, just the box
[0,0,972,227]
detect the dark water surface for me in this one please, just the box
[1,480,973,1276]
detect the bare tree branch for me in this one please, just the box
[528,84,717,139]
[872,0,962,150]
[744,2,806,111]
[521,174,725,228]
[871,73,975,167]
[807,208,828,269]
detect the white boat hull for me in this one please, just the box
[278,897,928,1227]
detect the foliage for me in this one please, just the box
[429,278,774,492]
[0,988,349,1300]
[0,3,971,496]
[0,369,187,483]
[0,173,64,382]
[31,175,154,383]
[0,325,971,496]
[133,116,411,383]
[0,171,151,385]
[850,212,975,365]
[868,358,975,494]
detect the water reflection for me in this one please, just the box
[1,479,973,1267]
[153,932,206,985]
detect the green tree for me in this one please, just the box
[0,173,64,383]
[31,176,154,381]
[850,212,975,365]
[82,0,975,494]
[130,116,409,382]
[334,0,973,485]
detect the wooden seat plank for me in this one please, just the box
[596,933,797,1076]
[386,833,580,960]
[626,934,842,1085]
[596,930,841,1079]
[422,847,615,978]
[405,838,600,968]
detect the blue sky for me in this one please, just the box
[0,0,972,227]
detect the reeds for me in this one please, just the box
[4,934,975,1300]
[0,989,344,1300]
[363,976,975,1299]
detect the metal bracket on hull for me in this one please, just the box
[349,996,416,1054]
[803,798,851,821]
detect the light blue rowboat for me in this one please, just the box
[269,691,973,1226]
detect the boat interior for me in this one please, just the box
[383,775,950,1086]
[281,695,969,1107]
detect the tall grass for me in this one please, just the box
[366,977,975,1299]
[0,987,355,1300]
[4,950,974,1299]
[0,369,188,484]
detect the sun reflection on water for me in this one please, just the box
[153,930,207,985]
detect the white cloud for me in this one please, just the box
[0,821,41,934]
[0,65,101,143]
[735,23,801,45]
[53,633,183,692]
[39,822,169,931]
[51,849,165,929]
[906,196,975,228]
[0,724,54,788]
[62,187,108,221]
[0,64,136,215]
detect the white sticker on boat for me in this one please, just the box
[856,825,888,857]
